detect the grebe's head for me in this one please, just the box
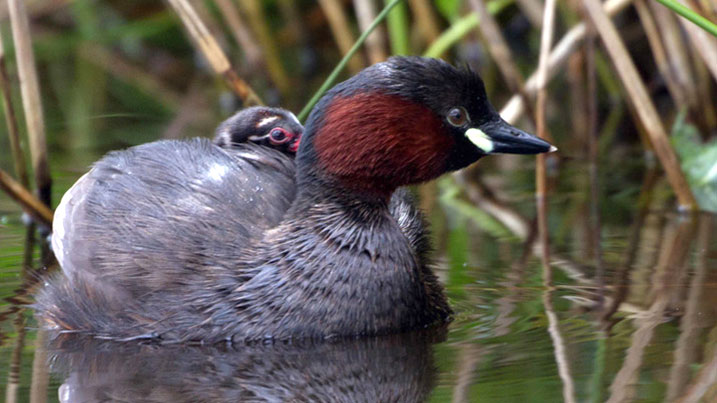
[214,106,303,154]
[298,57,553,198]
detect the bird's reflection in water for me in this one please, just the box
[46,327,446,403]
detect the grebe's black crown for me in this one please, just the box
[358,57,491,120]
[304,57,497,136]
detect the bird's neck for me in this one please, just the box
[236,169,448,338]
[295,92,452,199]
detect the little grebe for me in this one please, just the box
[37,57,554,343]
[213,106,303,154]
[50,107,301,286]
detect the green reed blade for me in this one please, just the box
[298,0,404,122]
[656,0,717,38]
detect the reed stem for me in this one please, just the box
[384,0,410,54]
[236,0,291,94]
[298,0,403,122]
[0,168,53,227]
[500,0,635,123]
[78,44,182,109]
[353,0,388,64]
[8,0,52,208]
[535,0,557,282]
[214,0,263,70]
[422,0,514,58]
[0,29,28,188]
[582,0,697,209]
[319,0,366,74]
[584,14,605,306]
[671,1,717,84]
[407,0,441,45]
[166,0,263,106]
[655,0,717,37]
[469,0,538,128]
[515,0,544,27]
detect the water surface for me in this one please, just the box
[1,158,716,402]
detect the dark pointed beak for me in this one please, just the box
[466,119,556,155]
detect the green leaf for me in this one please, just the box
[434,0,463,21]
[671,111,717,212]
[656,0,717,38]
[298,0,404,122]
[423,0,514,58]
[385,0,410,55]
[438,177,517,240]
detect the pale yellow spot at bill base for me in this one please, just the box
[465,128,494,153]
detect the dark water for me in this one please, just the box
[1,158,716,402]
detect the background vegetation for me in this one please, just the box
[0,0,716,401]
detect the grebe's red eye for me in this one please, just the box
[447,106,469,127]
[269,128,291,144]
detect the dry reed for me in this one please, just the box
[214,0,263,70]
[7,0,51,207]
[0,169,53,228]
[469,0,536,127]
[515,0,544,27]
[277,0,307,52]
[500,0,634,123]
[582,0,697,208]
[0,29,28,187]
[674,2,717,83]
[649,2,699,108]
[453,173,596,285]
[606,217,696,402]
[236,0,291,94]
[79,45,182,109]
[3,312,25,403]
[635,1,692,112]
[584,14,605,303]
[666,217,711,400]
[536,2,575,400]
[535,0,557,280]
[353,0,388,64]
[28,331,48,403]
[319,0,366,73]
[543,290,577,403]
[407,0,441,46]
[677,344,717,402]
[166,0,263,106]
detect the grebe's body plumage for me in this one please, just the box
[51,139,295,299]
[37,57,552,342]
[45,142,444,342]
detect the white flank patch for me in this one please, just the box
[466,128,494,153]
[207,162,229,182]
[256,116,279,127]
[52,172,89,268]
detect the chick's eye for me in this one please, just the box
[269,128,290,144]
[447,107,469,127]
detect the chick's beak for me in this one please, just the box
[465,119,556,155]
[289,132,302,153]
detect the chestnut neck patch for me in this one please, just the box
[313,92,453,198]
